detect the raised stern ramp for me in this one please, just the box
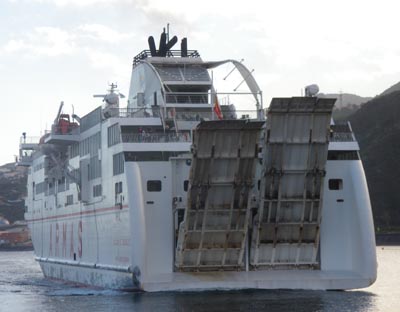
[250,97,335,268]
[175,120,264,271]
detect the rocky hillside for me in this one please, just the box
[349,90,400,228]
[0,163,27,223]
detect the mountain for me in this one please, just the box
[349,90,400,228]
[319,93,372,109]
[380,81,400,97]
[0,163,27,223]
[318,93,372,121]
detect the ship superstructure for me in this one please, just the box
[19,30,377,291]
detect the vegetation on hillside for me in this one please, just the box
[0,163,27,223]
[349,90,400,228]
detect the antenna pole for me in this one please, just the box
[233,69,254,91]
[223,58,244,80]
[167,23,170,42]
[211,70,215,120]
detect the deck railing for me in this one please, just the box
[330,132,355,142]
[121,132,191,143]
[20,136,41,144]
[133,49,201,67]
[108,90,263,120]
[330,122,356,142]
[116,107,260,121]
[165,93,209,104]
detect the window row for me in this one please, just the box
[113,152,124,175]
[33,162,44,172]
[35,181,46,195]
[108,123,121,147]
[80,132,101,157]
[327,150,359,160]
[88,156,102,180]
[93,184,102,197]
[66,194,74,206]
[34,179,71,197]
[69,143,79,158]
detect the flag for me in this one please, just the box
[213,96,223,120]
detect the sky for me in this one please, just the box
[1,0,400,165]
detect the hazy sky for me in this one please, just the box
[1,0,400,165]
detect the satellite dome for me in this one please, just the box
[104,93,119,106]
[305,84,319,97]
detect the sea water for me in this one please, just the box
[0,247,399,312]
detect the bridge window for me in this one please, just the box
[328,150,359,160]
[89,156,102,180]
[80,132,101,157]
[69,143,79,159]
[147,180,162,192]
[108,123,121,147]
[93,184,102,197]
[115,182,123,195]
[66,195,73,206]
[35,181,46,195]
[113,152,124,175]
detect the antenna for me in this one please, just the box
[223,59,244,80]
[93,83,125,100]
[54,101,64,124]
[109,82,118,92]
[167,23,170,42]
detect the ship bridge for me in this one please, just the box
[127,30,263,133]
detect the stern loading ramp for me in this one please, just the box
[175,97,335,271]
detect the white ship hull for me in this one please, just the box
[28,159,376,291]
[36,260,373,292]
[38,260,134,290]
[21,30,377,291]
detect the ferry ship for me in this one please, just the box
[19,30,377,291]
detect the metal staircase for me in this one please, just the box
[250,97,335,268]
[175,120,263,271]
